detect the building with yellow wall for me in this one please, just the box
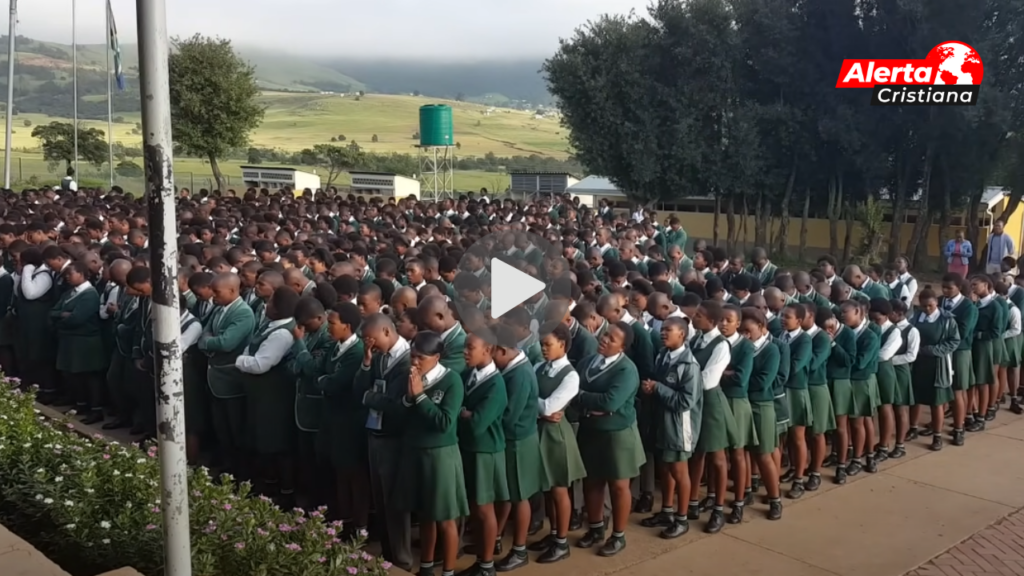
[565,178,1019,262]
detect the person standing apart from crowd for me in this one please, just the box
[944,230,972,279]
[985,219,1015,275]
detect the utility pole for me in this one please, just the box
[134,0,191,574]
[3,0,16,189]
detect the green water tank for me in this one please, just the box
[419,104,454,147]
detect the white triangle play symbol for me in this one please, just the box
[490,258,546,319]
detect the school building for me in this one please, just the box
[566,177,1020,262]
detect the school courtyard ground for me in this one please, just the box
[18,403,1020,576]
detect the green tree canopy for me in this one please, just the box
[30,121,108,170]
[168,34,265,192]
[298,143,365,186]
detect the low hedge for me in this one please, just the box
[0,383,391,576]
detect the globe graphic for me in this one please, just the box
[930,42,984,85]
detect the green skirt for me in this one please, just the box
[773,391,790,437]
[850,377,880,418]
[750,400,777,455]
[1005,335,1022,368]
[952,350,973,391]
[972,340,996,385]
[537,418,586,488]
[994,335,1009,367]
[505,435,544,502]
[56,333,107,373]
[786,388,813,428]
[697,387,740,452]
[727,396,757,449]
[462,450,509,506]
[807,386,836,435]
[577,422,646,481]
[830,379,854,417]
[876,361,897,405]
[396,444,470,522]
[893,364,915,407]
[912,356,955,407]
[658,449,690,463]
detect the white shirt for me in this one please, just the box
[806,324,821,338]
[945,293,964,311]
[100,284,122,320]
[236,318,295,374]
[892,320,920,366]
[468,361,498,392]
[536,356,580,416]
[753,334,769,351]
[181,311,203,350]
[441,323,460,343]
[501,351,529,375]
[695,328,730,391]
[405,362,449,406]
[853,320,868,335]
[21,264,54,300]
[591,352,622,370]
[333,333,360,359]
[1006,306,1022,339]
[899,272,919,300]
[878,321,902,362]
[782,327,803,343]
[888,281,912,304]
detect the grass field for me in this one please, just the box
[2,93,568,159]
[0,92,565,192]
[0,151,510,195]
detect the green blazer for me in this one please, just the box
[652,346,703,453]
[826,325,856,381]
[720,337,753,399]
[500,356,539,442]
[402,366,464,449]
[747,339,781,403]
[782,332,813,390]
[355,344,412,439]
[850,326,880,381]
[939,296,978,351]
[574,354,639,432]
[441,324,467,374]
[808,329,832,386]
[459,369,508,454]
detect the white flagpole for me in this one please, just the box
[105,1,113,187]
[3,0,17,189]
[71,0,78,176]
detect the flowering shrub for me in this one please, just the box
[0,384,392,576]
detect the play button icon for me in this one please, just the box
[490,258,546,318]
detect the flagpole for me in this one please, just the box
[71,0,78,176]
[105,2,113,188]
[3,0,16,189]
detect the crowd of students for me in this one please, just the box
[3,186,1021,576]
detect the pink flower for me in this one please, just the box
[223,504,232,511]
[317,557,327,563]
[381,562,393,570]
[145,524,157,531]
[151,507,160,514]
[285,543,302,552]
[256,529,268,537]
[102,454,110,460]
[278,524,293,532]
[234,542,245,550]
[348,568,359,575]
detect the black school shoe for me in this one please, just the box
[704,509,725,534]
[906,427,920,441]
[952,429,966,446]
[526,535,554,552]
[536,542,570,564]
[887,445,907,459]
[726,504,744,525]
[576,527,605,549]
[929,436,943,451]
[804,473,822,492]
[768,500,783,520]
[661,519,690,538]
[494,550,529,572]
[598,535,626,557]
[834,466,848,485]
[633,492,654,514]
[640,510,675,528]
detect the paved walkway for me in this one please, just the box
[52,402,1024,576]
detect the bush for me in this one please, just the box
[0,385,390,576]
[115,160,144,178]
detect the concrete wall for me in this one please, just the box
[0,522,142,576]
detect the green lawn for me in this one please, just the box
[0,151,509,195]
[3,93,568,159]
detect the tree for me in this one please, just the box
[168,34,265,192]
[371,134,379,143]
[298,143,364,186]
[455,92,466,102]
[337,135,346,142]
[413,90,421,96]
[30,121,108,169]
[115,160,144,178]
[21,119,30,127]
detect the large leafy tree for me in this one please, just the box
[298,143,365,186]
[168,35,265,192]
[30,121,108,170]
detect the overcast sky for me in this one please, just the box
[3,0,652,59]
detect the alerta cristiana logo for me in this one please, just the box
[836,41,983,106]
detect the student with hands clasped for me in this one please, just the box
[397,331,468,576]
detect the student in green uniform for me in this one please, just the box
[51,260,107,424]
[745,247,777,286]
[491,325,543,572]
[187,272,216,327]
[969,275,1003,432]
[459,332,509,576]
[236,286,298,498]
[101,258,135,430]
[178,293,206,464]
[839,300,881,475]
[528,326,586,564]
[868,299,902,463]
[1002,286,1023,414]
[398,331,468,576]
[18,247,61,403]
[314,303,369,538]
[638,317,702,537]
[802,303,835,492]
[198,273,256,478]
[933,274,976,443]
[910,289,961,450]
[887,300,918,457]
[356,313,414,571]
[126,267,155,438]
[287,297,336,507]
[823,302,856,484]
[685,301,738,534]
[574,321,643,556]
[503,307,542,366]
[779,303,813,498]
[717,305,755,521]
[739,308,783,520]
[992,280,1012,416]
[252,270,285,331]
